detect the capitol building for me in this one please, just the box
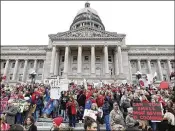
[1,2,174,84]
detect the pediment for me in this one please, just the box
[49,27,125,41]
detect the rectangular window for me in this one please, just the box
[108,56,112,62]
[131,62,136,68]
[151,63,154,68]
[84,56,89,61]
[37,74,42,80]
[39,62,43,68]
[171,63,174,68]
[21,62,24,68]
[12,62,15,68]
[3,63,6,68]
[96,56,100,62]
[161,63,164,68]
[73,56,77,62]
[18,74,23,81]
[141,63,145,68]
[60,68,64,76]
[62,56,65,62]
[30,62,34,68]
[10,74,13,80]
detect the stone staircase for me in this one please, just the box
[36,118,106,130]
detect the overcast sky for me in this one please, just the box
[1,1,174,45]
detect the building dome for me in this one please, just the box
[70,2,105,30]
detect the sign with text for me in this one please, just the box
[133,103,163,121]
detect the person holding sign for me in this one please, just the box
[125,107,140,131]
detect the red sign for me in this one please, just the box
[133,103,163,121]
[159,81,169,89]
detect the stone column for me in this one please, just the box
[50,46,56,76]
[167,59,172,76]
[54,49,60,76]
[137,59,141,72]
[118,46,123,74]
[91,45,95,75]
[104,45,109,74]
[77,45,82,75]
[114,48,118,75]
[22,59,28,82]
[33,59,37,71]
[157,59,163,81]
[147,59,152,74]
[12,59,19,81]
[128,60,132,82]
[63,46,69,78]
[3,59,10,76]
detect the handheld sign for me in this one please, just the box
[133,103,163,121]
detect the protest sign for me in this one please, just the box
[83,109,97,120]
[159,81,169,89]
[50,83,69,99]
[50,86,60,99]
[133,103,163,121]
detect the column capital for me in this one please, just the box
[157,58,161,62]
[147,58,151,61]
[104,44,108,47]
[24,59,28,61]
[91,45,95,47]
[137,58,141,61]
[15,59,19,61]
[167,59,171,62]
[78,45,83,47]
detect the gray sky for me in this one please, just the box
[1,1,174,45]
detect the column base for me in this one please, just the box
[77,73,82,78]
[91,73,96,78]
[116,73,126,80]
[63,73,68,79]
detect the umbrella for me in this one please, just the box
[159,81,169,89]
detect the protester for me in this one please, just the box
[110,102,125,130]
[0,72,175,131]
[84,116,98,131]
[24,116,37,131]
[3,99,18,125]
[125,107,140,131]
[0,114,10,131]
[102,97,111,131]
[50,116,63,131]
[66,96,78,128]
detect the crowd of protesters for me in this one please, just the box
[0,75,175,131]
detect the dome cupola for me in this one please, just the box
[70,2,105,30]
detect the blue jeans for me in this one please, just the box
[69,115,76,127]
[16,113,23,124]
[34,110,40,122]
[61,110,65,119]
[104,114,111,131]
[151,122,157,131]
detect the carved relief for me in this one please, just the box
[60,30,112,38]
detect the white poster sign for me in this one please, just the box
[122,80,127,84]
[50,83,69,99]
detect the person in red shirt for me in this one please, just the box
[96,91,105,107]
[66,96,78,128]
[142,95,149,103]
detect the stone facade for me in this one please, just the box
[1,2,174,84]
